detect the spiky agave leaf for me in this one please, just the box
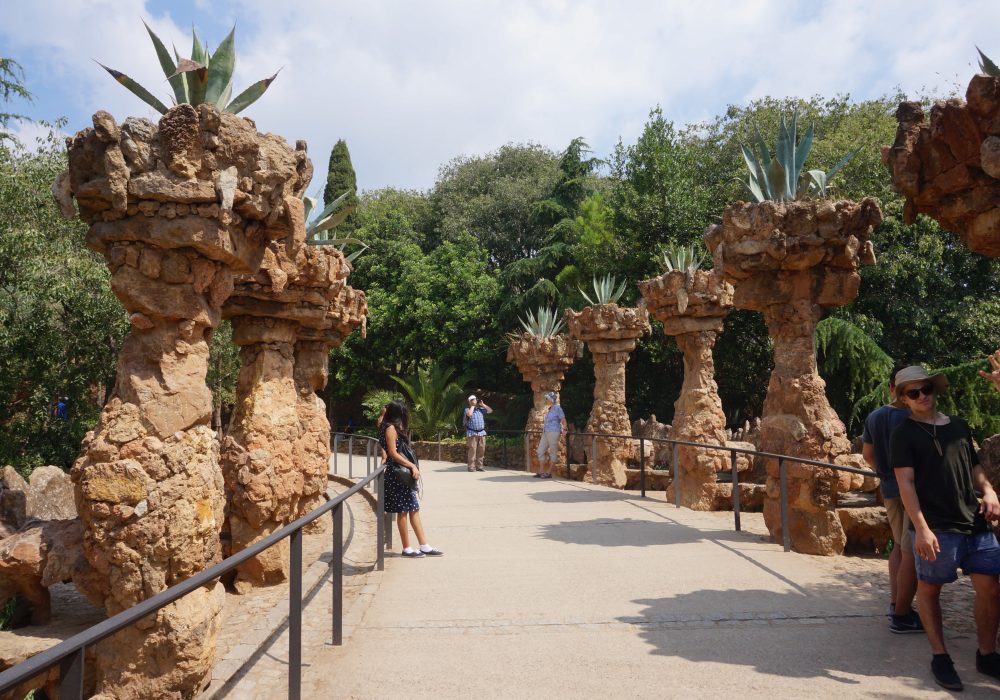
[96,62,169,114]
[518,305,565,338]
[224,71,280,114]
[978,46,1000,77]
[205,26,236,106]
[579,274,626,305]
[142,20,188,105]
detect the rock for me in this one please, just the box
[838,506,892,553]
[565,304,650,487]
[507,334,583,474]
[0,467,29,529]
[0,519,84,625]
[632,415,672,464]
[25,466,76,521]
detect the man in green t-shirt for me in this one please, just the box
[891,365,1000,692]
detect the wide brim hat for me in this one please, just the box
[892,365,949,406]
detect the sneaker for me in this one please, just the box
[931,654,963,691]
[467,467,475,472]
[888,601,896,619]
[421,548,444,556]
[533,473,542,478]
[541,473,552,479]
[889,611,924,634]
[475,467,485,471]
[401,550,425,558]
[976,650,1000,680]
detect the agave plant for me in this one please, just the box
[978,47,1000,77]
[740,113,860,202]
[99,21,278,116]
[660,243,706,274]
[518,306,566,339]
[303,191,367,262]
[579,274,627,306]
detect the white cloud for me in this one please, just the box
[4,0,1000,192]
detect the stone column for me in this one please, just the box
[639,269,734,509]
[885,75,1000,256]
[506,334,582,473]
[63,105,308,696]
[565,305,650,487]
[706,199,883,555]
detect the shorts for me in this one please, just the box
[913,531,1000,584]
[884,498,912,554]
[536,431,560,463]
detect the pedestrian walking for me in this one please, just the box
[861,362,922,633]
[891,365,1000,691]
[464,394,493,472]
[379,401,443,558]
[535,391,566,479]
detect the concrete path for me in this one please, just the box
[305,460,998,698]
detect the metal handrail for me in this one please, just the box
[0,436,385,700]
[424,425,878,552]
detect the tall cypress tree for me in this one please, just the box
[323,139,358,234]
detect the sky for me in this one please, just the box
[3,0,999,195]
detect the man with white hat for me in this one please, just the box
[891,365,1000,691]
[464,394,493,472]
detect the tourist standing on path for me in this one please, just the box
[535,391,566,479]
[862,362,922,634]
[379,401,443,558]
[891,365,1000,691]
[464,394,492,472]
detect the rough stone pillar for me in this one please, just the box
[222,232,366,590]
[506,334,582,473]
[639,269,734,509]
[885,74,1000,256]
[565,305,650,487]
[706,199,883,555]
[62,105,308,697]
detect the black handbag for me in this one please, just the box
[391,441,419,490]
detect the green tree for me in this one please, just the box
[323,139,359,234]
[0,134,128,471]
[391,365,467,439]
[0,57,30,145]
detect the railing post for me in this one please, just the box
[672,442,681,507]
[366,440,371,476]
[288,527,303,700]
[591,435,597,484]
[779,458,791,552]
[565,429,572,479]
[731,449,741,532]
[639,437,646,498]
[59,647,85,700]
[348,435,354,478]
[524,432,530,473]
[503,435,507,468]
[333,434,339,475]
[332,503,344,645]
[376,472,385,571]
[437,431,442,462]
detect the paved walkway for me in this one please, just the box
[287,460,997,697]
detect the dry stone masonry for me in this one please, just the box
[565,304,650,487]
[885,74,1000,255]
[706,199,883,555]
[506,333,583,473]
[639,268,747,509]
[61,104,310,698]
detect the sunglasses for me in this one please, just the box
[901,384,935,400]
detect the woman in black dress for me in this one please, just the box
[379,401,443,558]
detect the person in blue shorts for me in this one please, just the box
[891,365,1000,691]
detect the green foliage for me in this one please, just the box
[207,320,240,432]
[517,306,565,338]
[323,140,359,235]
[579,274,627,306]
[816,316,894,429]
[361,388,403,421]
[660,242,707,273]
[390,365,467,439]
[100,23,278,115]
[740,113,859,202]
[0,57,31,145]
[0,136,128,471]
[935,357,1000,439]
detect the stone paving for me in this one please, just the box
[215,457,1000,698]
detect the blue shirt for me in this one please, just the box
[862,404,909,499]
[466,407,487,437]
[542,404,565,433]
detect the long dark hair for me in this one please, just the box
[381,400,410,444]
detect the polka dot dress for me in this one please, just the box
[380,428,420,514]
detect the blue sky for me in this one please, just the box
[4,0,999,193]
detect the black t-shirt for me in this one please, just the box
[890,416,986,535]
